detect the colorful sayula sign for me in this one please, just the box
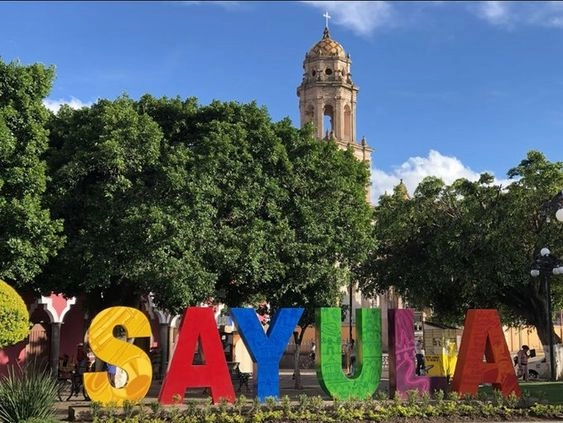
[79,306,520,405]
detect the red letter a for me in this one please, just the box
[159,307,235,404]
[451,309,520,397]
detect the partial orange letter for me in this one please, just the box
[451,309,520,397]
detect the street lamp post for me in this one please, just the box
[557,189,563,222]
[529,189,563,381]
[530,247,563,381]
[349,281,353,343]
[541,189,563,223]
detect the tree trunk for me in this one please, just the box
[293,340,302,389]
[534,315,562,348]
[292,326,309,390]
[524,288,562,348]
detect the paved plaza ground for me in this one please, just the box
[53,370,563,422]
[54,369,391,421]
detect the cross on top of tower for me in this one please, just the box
[323,11,331,28]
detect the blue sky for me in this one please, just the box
[1,1,562,201]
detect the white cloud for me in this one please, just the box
[370,150,511,203]
[43,97,92,113]
[474,1,511,26]
[301,1,563,36]
[182,1,242,11]
[470,1,563,29]
[302,1,394,36]
[527,2,563,29]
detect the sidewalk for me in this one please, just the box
[53,372,563,423]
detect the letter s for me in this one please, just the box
[84,306,152,405]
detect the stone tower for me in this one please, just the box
[297,23,400,353]
[297,26,372,166]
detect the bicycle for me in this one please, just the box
[419,364,434,376]
[230,362,252,393]
[56,375,72,401]
[302,352,316,369]
[57,369,89,401]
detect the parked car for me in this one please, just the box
[514,349,549,380]
[527,355,549,379]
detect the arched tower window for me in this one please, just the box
[344,104,351,140]
[323,104,334,138]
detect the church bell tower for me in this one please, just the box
[297,24,372,166]
[297,20,392,351]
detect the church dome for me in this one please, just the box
[307,27,346,58]
[394,180,411,200]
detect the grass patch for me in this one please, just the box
[478,381,563,405]
[519,381,563,404]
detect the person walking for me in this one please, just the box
[517,345,530,381]
[415,339,425,376]
[347,339,356,376]
[309,341,316,362]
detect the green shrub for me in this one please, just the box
[0,361,58,423]
[70,390,563,422]
[0,279,29,348]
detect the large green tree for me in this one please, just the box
[138,96,373,387]
[43,95,373,323]
[43,96,215,313]
[0,59,64,287]
[138,96,373,309]
[361,151,563,347]
[265,120,373,387]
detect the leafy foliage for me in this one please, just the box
[361,151,563,346]
[0,361,58,423]
[42,95,373,316]
[76,389,563,422]
[42,96,186,312]
[0,279,29,348]
[0,59,64,287]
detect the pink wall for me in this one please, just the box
[0,302,50,376]
[1,293,165,376]
[0,341,27,375]
[60,299,87,361]
[0,294,88,375]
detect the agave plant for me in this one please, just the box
[0,360,58,423]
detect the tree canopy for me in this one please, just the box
[41,95,373,317]
[361,151,563,346]
[0,59,64,287]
